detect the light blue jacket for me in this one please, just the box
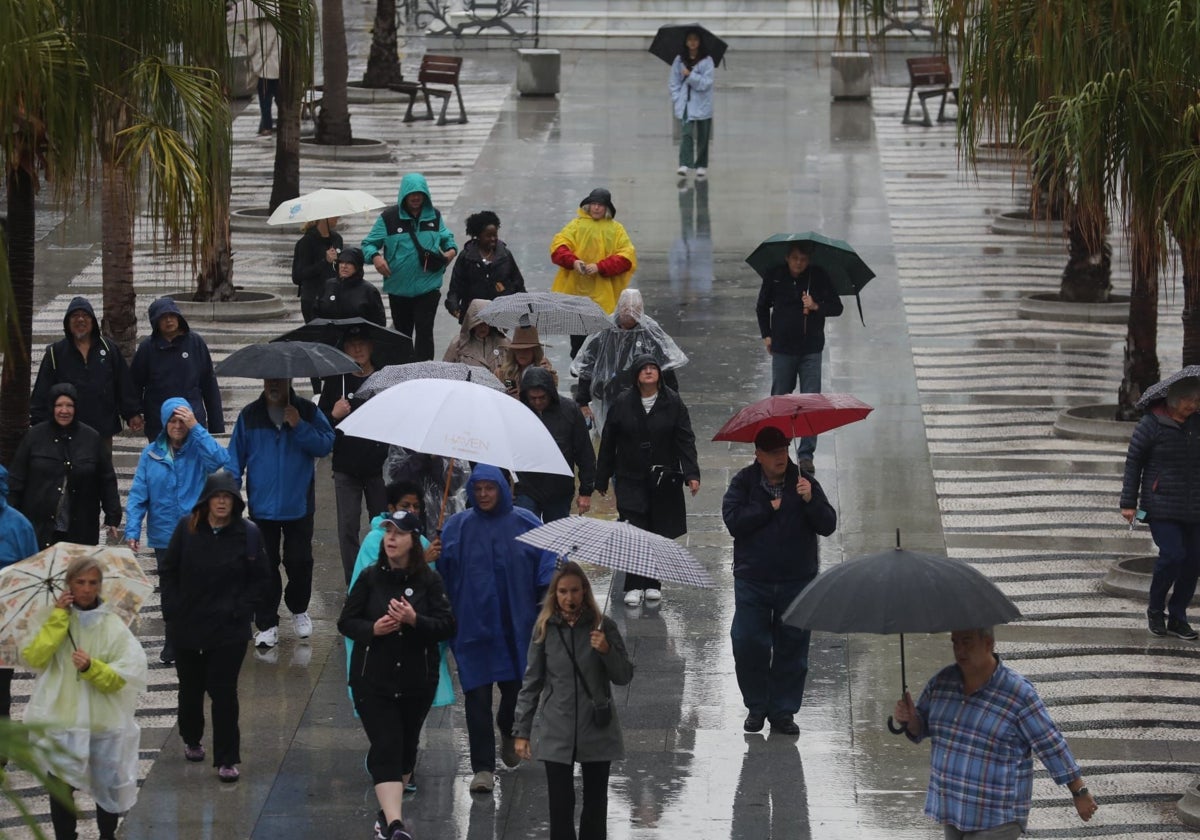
[124,397,229,548]
[0,464,37,565]
[669,55,715,121]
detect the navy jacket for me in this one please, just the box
[755,263,844,356]
[516,367,595,507]
[1120,410,1200,523]
[130,299,224,440]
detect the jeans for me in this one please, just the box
[679,117,712,169]
[389,289,442,362]
[514,493,573,523]
[770,351,823,461]
[353,690,435,783]
[463,680,520,772]
[545,759,611,840]
[333,470,388,584]
[1148,520,1200,620]
[257,77,279,132]
[48,776,119,840]
[254,514,316,629]
[175,641,247,767]
[943,822,1023,840]
[731,576,813,718]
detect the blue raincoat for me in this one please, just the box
[0,464,37,566]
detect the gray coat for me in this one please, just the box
[513,612,634,764]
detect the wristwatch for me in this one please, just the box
[1071,786,1090,798]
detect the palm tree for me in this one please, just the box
[315,0,353,145]
[363,0,404,88]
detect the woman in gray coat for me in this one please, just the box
[513,561,633,840]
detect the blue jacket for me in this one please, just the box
[437,464,557,692]
[360,173,456,299]
[669,55,715,121]
[227,389,335,521]
[0,465,38,566]
[124,397,229,549]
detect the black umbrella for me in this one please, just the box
[214,341,361,380]
[272,318,410,365]
[648,23,728,68]
[1135,365,1200,409]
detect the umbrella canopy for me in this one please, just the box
[338,378,572,475]
[745,232,876,297]
[1136,365,1200,409]
[272,318,410,358]
[266,188,387,226]
[648,23,728,68]
[516,517,714,589]
[214,341,361,380]
[0,543,153,666]
[356,361,504,400]
[478,292,611,336]
[713,393,874,443]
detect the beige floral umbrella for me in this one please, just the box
[0,543,152,666]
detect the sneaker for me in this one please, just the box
[293,612,313,639]
[404,776,418,795]
[770,716,800,736]
[644,588,662,602]
[676,165,689,176]
[1148,609,1168,637]
[387,821,413,840]
[217,764,240,783]
[695,167,707,177]
[184,743,205,763]
[623,589,643,606]
[374,810,387,840]
[469,770,495,793]
[254,626,278,648]
[160,639,176,665]
[1168,617,1198,640]
[744,711,765,733]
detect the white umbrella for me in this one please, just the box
[267,188,387,226]
[338,378,573,476]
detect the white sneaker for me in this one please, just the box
[695,167,707,178]
[644,588,663,601]
[254,626,278,648]
[293,612,313,639]
[623,589,643,606]
[676,165,689,176]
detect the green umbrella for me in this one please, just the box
[745,232,875,296]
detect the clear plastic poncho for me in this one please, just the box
[384,446,472,533]
[570,313,689,405]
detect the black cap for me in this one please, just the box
[579,188,616,217]
[754,426,790,451]
[383,509,423,535]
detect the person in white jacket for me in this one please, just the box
[669,29,715,177]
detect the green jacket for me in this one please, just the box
[361,172,456,298]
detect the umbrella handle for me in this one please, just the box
[887,716,908,735]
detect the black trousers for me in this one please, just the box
[463,680,520,772]
[544,760,611,840]
[0,668,12,718]
[388,289,441,362]
[254,514,315,629]
[353,689,435,783]
[48,776,119,840]
[175,642,247,767]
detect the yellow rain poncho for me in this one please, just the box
[550,210,637,315]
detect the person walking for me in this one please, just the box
[893,627,1099,838]
[130,297,224,441]
[161,470,270,783]
[291,218,343,323]
[595,356,700,606]
[22,555,148,839]
[515,366,595,522]
[445,210,526,322]
[338,510,456,840]
[0,464,36,724]
[442,299,510,371]
[30,296,144,448]
[755,242,843,473]
[8,384,122,549]
[437,464,556,794]
[228,379,335,648]
[550,188,637,357]
[362,173,457,362]
[722,427,837,735]
[513,561,633,840]
[494,325,557,399]
[1120,377,1200,639]
[313,247,387,326]
[669,28,715,178]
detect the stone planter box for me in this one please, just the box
[299,137,392,162]
[830,52,871,100]
[167,290,287,322]
[346,81,409,105]
[517,49,561,96]
[990,210,1063,237]
[1017,293,1130,325]
[1052,403,1136,442]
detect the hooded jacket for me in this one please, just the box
[130,298,224,440]
[516,366,596,507]
[291,224,344,313]
[30,296,141,437]
[313,247,387,325]
[124,398,230,549]
[227,388,335,521]
[669,54,715,121]
[550,210,637,314]
[437,464,557,691]
[0,464,38,565]
[1120,409,1200,523]
[444,238,526,320]
[755,262,845,356]
[361,173,457,298]
[442,299,509,370]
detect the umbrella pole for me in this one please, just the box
[437,459,455,530]
[886,633,909,735]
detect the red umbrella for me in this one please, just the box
[712,393,873,442]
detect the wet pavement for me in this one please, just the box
[4,22,1199,840]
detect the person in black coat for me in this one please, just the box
[292,218,343,323]
[8,384,122,549]
[160,470,270,783]
[515,366,595,522]
[595,355,700,605]
[313,247,387,327]
[444,211,526,322]
[338,510,455,840]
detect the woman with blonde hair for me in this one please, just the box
[513,561,633,840]
[494,325,557,398]
[292,217,343,324]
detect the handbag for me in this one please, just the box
[405,216,447,272]
[557,623,613,728]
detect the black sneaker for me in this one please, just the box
[1168,617,1198,640]
[770,716,800,736]
[387,820,413,840]
[1148,609,1168,637]
[743,711,766,733]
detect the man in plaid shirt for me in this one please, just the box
[893,628,1099,839]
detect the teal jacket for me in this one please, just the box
[361,173,456,299]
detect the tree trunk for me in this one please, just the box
[1116,237,1160,419]
[270,7,304,212]
[315,0,353,145]
[1180,239,1200,367]
[100,156,139,358]
[362,0,404,88]
[1058,214,1112,304]
[1,166,36,465]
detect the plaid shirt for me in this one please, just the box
[911,657,1080,831]
[759,475,785,500]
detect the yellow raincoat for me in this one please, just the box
[550,211,637,314]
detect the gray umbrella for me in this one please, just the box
[478,292,611,335]
[1135,365,1200,409]
[356,361,504,400]
[214,341,361,380]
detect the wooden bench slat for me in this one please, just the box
[903,55,958,127]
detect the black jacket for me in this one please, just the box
[595,385,699,538]
[8,419,121,548]
[318,372,390,478]
[160,515,271,650]
[755,263,844,356]
[516,367,596,507]
[1120,410,1200,523]
[722,461,837,582]
[444,239,526,321]
[312,273,387,326]
[338,561,456,699]
[292,227,344,307]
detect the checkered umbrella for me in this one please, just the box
[516,517,714,589]
[356,361,504,400]
[478,292,611,336]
